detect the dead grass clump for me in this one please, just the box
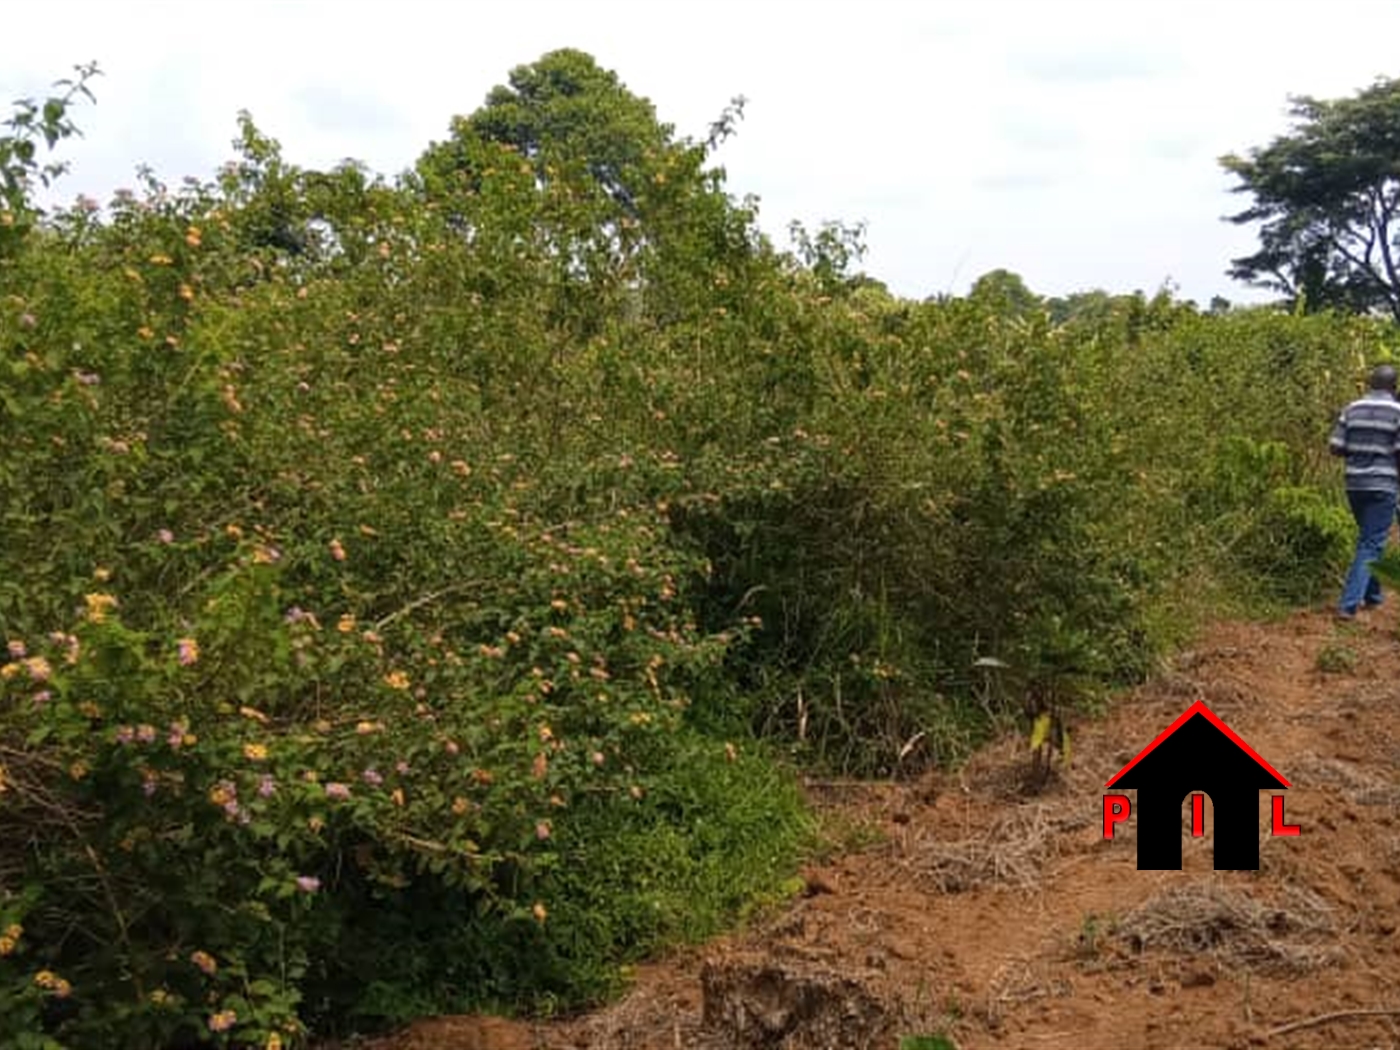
[1198,678,1257,719]
[982,956,1072,1025]
[1256,832,1304,880]
[1171,646,1244,673]
[1111,879,1342,976]
[1290,752,1400,807]
[698,952,893,1050]
[909,801,1097,893]
[1377,836,1400,880]
[562,978,712,1050]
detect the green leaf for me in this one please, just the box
[900,1036,958,1050]
[1029,712,1052,752]
[25,724,52,746]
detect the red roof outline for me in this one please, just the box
[1104,699,1290,789]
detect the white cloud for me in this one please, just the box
[7,0,1400,306]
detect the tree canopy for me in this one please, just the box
[1220,74,1400,320]
[412,48,764,334]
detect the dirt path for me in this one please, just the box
[348,608,1400,1050]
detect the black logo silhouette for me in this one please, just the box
[1103,700,1300,870]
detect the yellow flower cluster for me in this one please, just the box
[34,970,72,997]
[209,784,235,807]
[3,655,52,681]
[0,923,21,956]
[85,592,118,623]
[190,949,217,976]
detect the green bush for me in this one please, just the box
[1239,485,1355,602]
[0,508,812,1046]
[1,51,1397,1049]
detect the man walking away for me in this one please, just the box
[1330,363,1400,619]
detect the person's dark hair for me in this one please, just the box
[1371,363,1398,391]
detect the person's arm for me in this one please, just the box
[1329,409,1349,457]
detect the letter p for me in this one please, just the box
[1103,794,1131,838]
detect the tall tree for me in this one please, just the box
[467,47,672,217]
[414,49,765,334]
[415,49,687,261]
[1220,75,1400,320]
[968,268,1041,318]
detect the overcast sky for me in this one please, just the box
[7,0,1400,306]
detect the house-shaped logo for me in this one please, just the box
[1103,700,1300,870]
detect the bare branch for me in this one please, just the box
[371,580,484,631]
[1372,185,1400,314]
[1327,232,1389,293]
[1267,1007,1400,1038]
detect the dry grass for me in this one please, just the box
[982,955,1072,1025]
[562,983,709,1050]
[1290,752,1400,807]
[1110,879,1343,976]
[907,800,1099,893]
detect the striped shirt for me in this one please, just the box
[1329,390,1400,492]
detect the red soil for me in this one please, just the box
[340,608,1400,1050]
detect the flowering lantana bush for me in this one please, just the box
[0,84,817,1043]
[2,49,1391,1050]
[0,510,794,1048]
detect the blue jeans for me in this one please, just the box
[1340,488,1397,613]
